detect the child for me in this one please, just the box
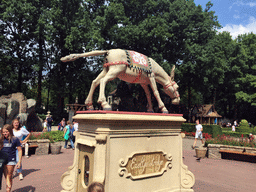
[88,182,105,192]
[1,124,22,192]
[0,137,8,191]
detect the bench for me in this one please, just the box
[219,149,256,163]
[219,149,256,156]
[22,144,39,156]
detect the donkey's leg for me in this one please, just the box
[85,68,107,110]
[140,84,154,113]
[148,75,168,113]
[98,67,123,110]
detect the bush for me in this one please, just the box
[237,119,252,133]
[181,123,222,138]
[37,114,46,121]
[30,131,65,143]
[205,134,256,148]
[222,131,250,138]
[182,131,212,140]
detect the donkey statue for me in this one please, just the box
[61,49,180,113]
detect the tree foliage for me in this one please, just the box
[0,0,256,124]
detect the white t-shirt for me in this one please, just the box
[73,123,79,132]
[196,124,203,133]
[13,127,30,141]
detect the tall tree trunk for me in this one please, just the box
[36,26,43,112]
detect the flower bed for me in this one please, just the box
[206,134,256,162]
[182,131,212,140]
[205,134,256,148]
[27,131,65,155]
[30,131,65,143]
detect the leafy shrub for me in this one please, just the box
[37,114,46,121]
[222,131,250,138]
[205,134,256,148]
[237,119,252,133]
[181,123,222,138]
[30,131,65,143]
[182,131,212,140]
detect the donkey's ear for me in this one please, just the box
[170,65,175,81]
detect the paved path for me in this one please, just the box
[2,138,255,192]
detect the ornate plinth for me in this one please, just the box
[61,111,195,192]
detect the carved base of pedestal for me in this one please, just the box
[60,112,195,192]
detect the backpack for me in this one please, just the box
[68,126,73,137]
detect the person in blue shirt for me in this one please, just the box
[0,137,8,190]
[1,124,22,192]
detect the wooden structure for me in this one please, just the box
[190,104,222,124]
[66,103,87,122]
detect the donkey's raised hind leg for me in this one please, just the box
[148,75,168,113]
[85,68,107,110]
[98,66,124,110]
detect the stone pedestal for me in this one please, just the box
[61,111,195,192]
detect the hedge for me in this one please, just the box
[181,123,222,138]
[222,131,250,138]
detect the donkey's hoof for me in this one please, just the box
[86,104,94,110]
[103,107,112,111]
[147,110,154,113]
[161,107,169,114]
[101,102,112,111]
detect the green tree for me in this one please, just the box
[235,33,256,123]
[0,0,37,93]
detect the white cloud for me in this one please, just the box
[219,16,256,38]
[234,1,256,7]
[247,2,256,7]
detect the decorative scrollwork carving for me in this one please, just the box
[180,163,195,189]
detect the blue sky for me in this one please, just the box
[194,0,256,38]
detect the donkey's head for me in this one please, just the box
[163,65,180,105]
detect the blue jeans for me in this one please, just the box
[47,124,51,132]
[64,137,74,149]
[16,149,22,173]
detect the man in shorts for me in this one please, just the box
[0,138,8,190]
[192,119,204,149]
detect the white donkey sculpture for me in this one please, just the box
[61,49,180,113]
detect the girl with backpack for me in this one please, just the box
[63,121,75,149]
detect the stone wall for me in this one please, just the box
[28,139,50,155]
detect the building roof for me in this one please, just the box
[192,104,222,118]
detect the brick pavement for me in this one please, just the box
[2,138,255,192]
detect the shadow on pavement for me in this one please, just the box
[14,169,40,178]
[12,185,36,192]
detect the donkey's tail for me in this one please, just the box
[60,50,108,62]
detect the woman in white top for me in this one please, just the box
[12,118,30,180]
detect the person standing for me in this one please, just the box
[234,120,237,127]
[0,138,8,191]
[1,124,22,192]
[46,115,53,132]
[72,120,79,143]
[192,119,204,149]
[12,118,30,180]
[63,121,75,149]
[60,118,66,131]
[232,124,236,132]
[43,119,47,132]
